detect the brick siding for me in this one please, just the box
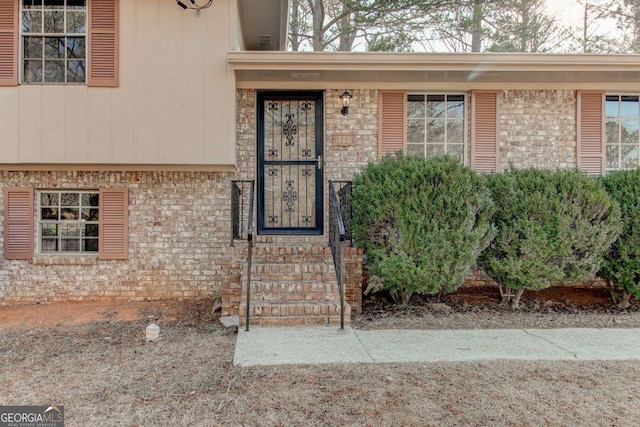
[1,88,585,307]
[499,90,577,170]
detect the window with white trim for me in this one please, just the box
[21,0,87,83]
[605,95,640,172]
[38,190,99,253]
[407,93,466,162]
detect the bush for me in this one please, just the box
[480,168,621,309]
[598,169,640,308]
[351,154,495,306]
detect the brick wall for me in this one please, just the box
[0,171,239,304]
[499,90,577,170]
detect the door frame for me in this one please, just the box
[256,90,324,235]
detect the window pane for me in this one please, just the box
[60,223,80,237]
[621,121,639,144]
[40,192,59,206]
[44,60,64,82]
[620,96,639,118]
[606,145,619,169]
[66,37,85,58]
[447,119,464,144]
[407,119,424,143]
[81,193,99,207]
[606,121,619,145]
[407,98,425,119]
[23,37,43,58]
[22,11,42,32]
[447,144,464,161]
[43,10,63,32]
[84,224,99,237]
[41,238,58,252]
[66,60,85,82]
[426,95,445,118]
[605,96,619,119]
[44,0,64,8]
[61,192,79,206]
[81,208,99,221]
[23,60,43,83]
[621,145,639,169]
[41,207,58,220]
[83,238,98,252]
[66,11,86,33]
[427,119,445,144]
[60,207,79,220]
[44,37,64,58]
[67,0,86,10]
[426,144,445,158]
[446,95,464,119]
[407,143,424,157]
[61,239,80,251]
[23,0,43,9]
[41,223,58,237]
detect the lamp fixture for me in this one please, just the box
[176,0,214,12]
[340,89,352,116]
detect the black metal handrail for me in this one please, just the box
[231,180,255,331]
[245,181,255,331]
[329,180,349,330]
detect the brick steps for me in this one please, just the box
[240,246,350,326]
[239,301,350,326]
[249,282,339,302]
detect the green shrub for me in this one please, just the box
[351,154,495,306]
[598,169,640,308]
[480,168,621,309]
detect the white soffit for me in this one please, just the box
[238,0,289,51]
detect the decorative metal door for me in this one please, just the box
[257,91,323,235]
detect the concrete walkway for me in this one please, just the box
[233,326,640,366]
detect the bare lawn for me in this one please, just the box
[1,294,640,426]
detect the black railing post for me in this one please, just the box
[231,180,255,332]
[245,181,255,332]
[329,180,349,330]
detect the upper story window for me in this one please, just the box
[21,0,87,84]
[38,190,99,253]
[407,93,466,162]
[605,95,640,172]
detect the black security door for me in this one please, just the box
[257,91,323,235]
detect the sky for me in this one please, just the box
[545,0,618,31]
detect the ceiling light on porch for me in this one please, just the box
[340,90,352,116]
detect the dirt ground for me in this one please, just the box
[354,285,640,330]
[1,284,638,332]
[1,290,640,426]
[0,299,205,330]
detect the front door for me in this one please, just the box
[257,91,323,235]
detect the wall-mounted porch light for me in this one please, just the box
[340,90,352,116]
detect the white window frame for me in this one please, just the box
[406,92,468,164]
[37,189,99,254]
[19,0,87,84]
[605,94,640,173]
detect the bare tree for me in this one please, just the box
[613,0,640,52]
[424,0,491,52]
[288,0,464,51]
[485,0,567,52]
